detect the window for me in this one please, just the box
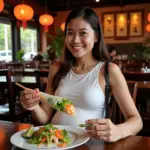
[20,27,38,61]
[0,21,12,62]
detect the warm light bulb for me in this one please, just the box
[120,15,125,23]
[44,18,47,22]
[21,9,24,14]
[133,14,138,21]
[60,22,65,31]
[96,0,100,2]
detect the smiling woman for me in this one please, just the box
[20,7,142,143]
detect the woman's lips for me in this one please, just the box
[72,46,84,52]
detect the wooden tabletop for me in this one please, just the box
[127,81,150,89]
[0,121,150,150]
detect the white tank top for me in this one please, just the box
[51,61,105,127]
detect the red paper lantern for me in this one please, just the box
[39,14,54,32]
[14,4,34,29]
[0,0,4,12]
[148,13,150,22]
[60,22,65,31]
[146,24,150,32]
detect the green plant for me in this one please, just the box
[41,52,49,61]
[16,49,25,61]
[133,38,150,59]
[142,38,150,59]
[47,29,65,59]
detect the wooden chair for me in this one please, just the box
[0,69,30,121]
[110,82,138,124]
[24,61,36,68]
[35,69,49,92]
[38,61,50,69]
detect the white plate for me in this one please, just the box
[10,125,89,150]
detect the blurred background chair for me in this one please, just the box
[35,69,49,92]
[0,69,30,122]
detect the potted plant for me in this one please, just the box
[16,49,25,62]
[133,38,150,60]
[142,38,150,59]
[47,29,65,61]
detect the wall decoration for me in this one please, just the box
[129,11,143,37]
[115,12,128,39]
[102,13,115,38]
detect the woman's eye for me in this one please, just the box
[80,32,87,36]
[67,32,73,35]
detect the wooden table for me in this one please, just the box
[127,81,150,89]
[0,121,150,150]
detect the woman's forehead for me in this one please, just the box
[67,17,93,31]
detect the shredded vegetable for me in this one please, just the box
[22,124,72,147]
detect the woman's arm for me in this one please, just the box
[86,63,142,142]
[31,63,61,124]
[109,63,142,137]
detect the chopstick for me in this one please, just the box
[78,124,92,127]
[15,82,46,102]
[15,82,27,90]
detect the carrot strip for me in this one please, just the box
[57,142,67,147]
[38,137,46,147]
[55,130,64,140]
[65,104,75,116]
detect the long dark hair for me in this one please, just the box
[52,7,110,92]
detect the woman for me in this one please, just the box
[20,7,142,142]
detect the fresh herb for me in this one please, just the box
[55,99,72,111]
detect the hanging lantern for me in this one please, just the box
[39,14,54,32]
[0,0,4,12]
[60,22,65,31]
[14,4,34,29]
[148,13,150,22]
[146,24,150,32]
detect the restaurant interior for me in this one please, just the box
[0,0,150,149]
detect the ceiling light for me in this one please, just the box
[96,0,100,2]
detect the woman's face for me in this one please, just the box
[65,17,97,58]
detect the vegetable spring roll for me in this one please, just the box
[40,92,76,116]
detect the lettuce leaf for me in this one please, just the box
[55,98,72,111]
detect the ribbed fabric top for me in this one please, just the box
[51,61,105,126]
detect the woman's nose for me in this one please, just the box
[72,34,80,43]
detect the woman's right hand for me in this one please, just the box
[20,88,41,111]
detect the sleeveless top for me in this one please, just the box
[51,61,105,127]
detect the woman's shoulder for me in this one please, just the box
[107,62,124,84]
[101,62,120,73]
[108,62,120,72]
[50,61,62,76]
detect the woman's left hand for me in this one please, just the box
[85,118,122,142]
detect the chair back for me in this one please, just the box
[35,69,49,92]
[0,69,15,120]
[0,69,30,121]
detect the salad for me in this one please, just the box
[22,124,72,148]
[40,92,76,116]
